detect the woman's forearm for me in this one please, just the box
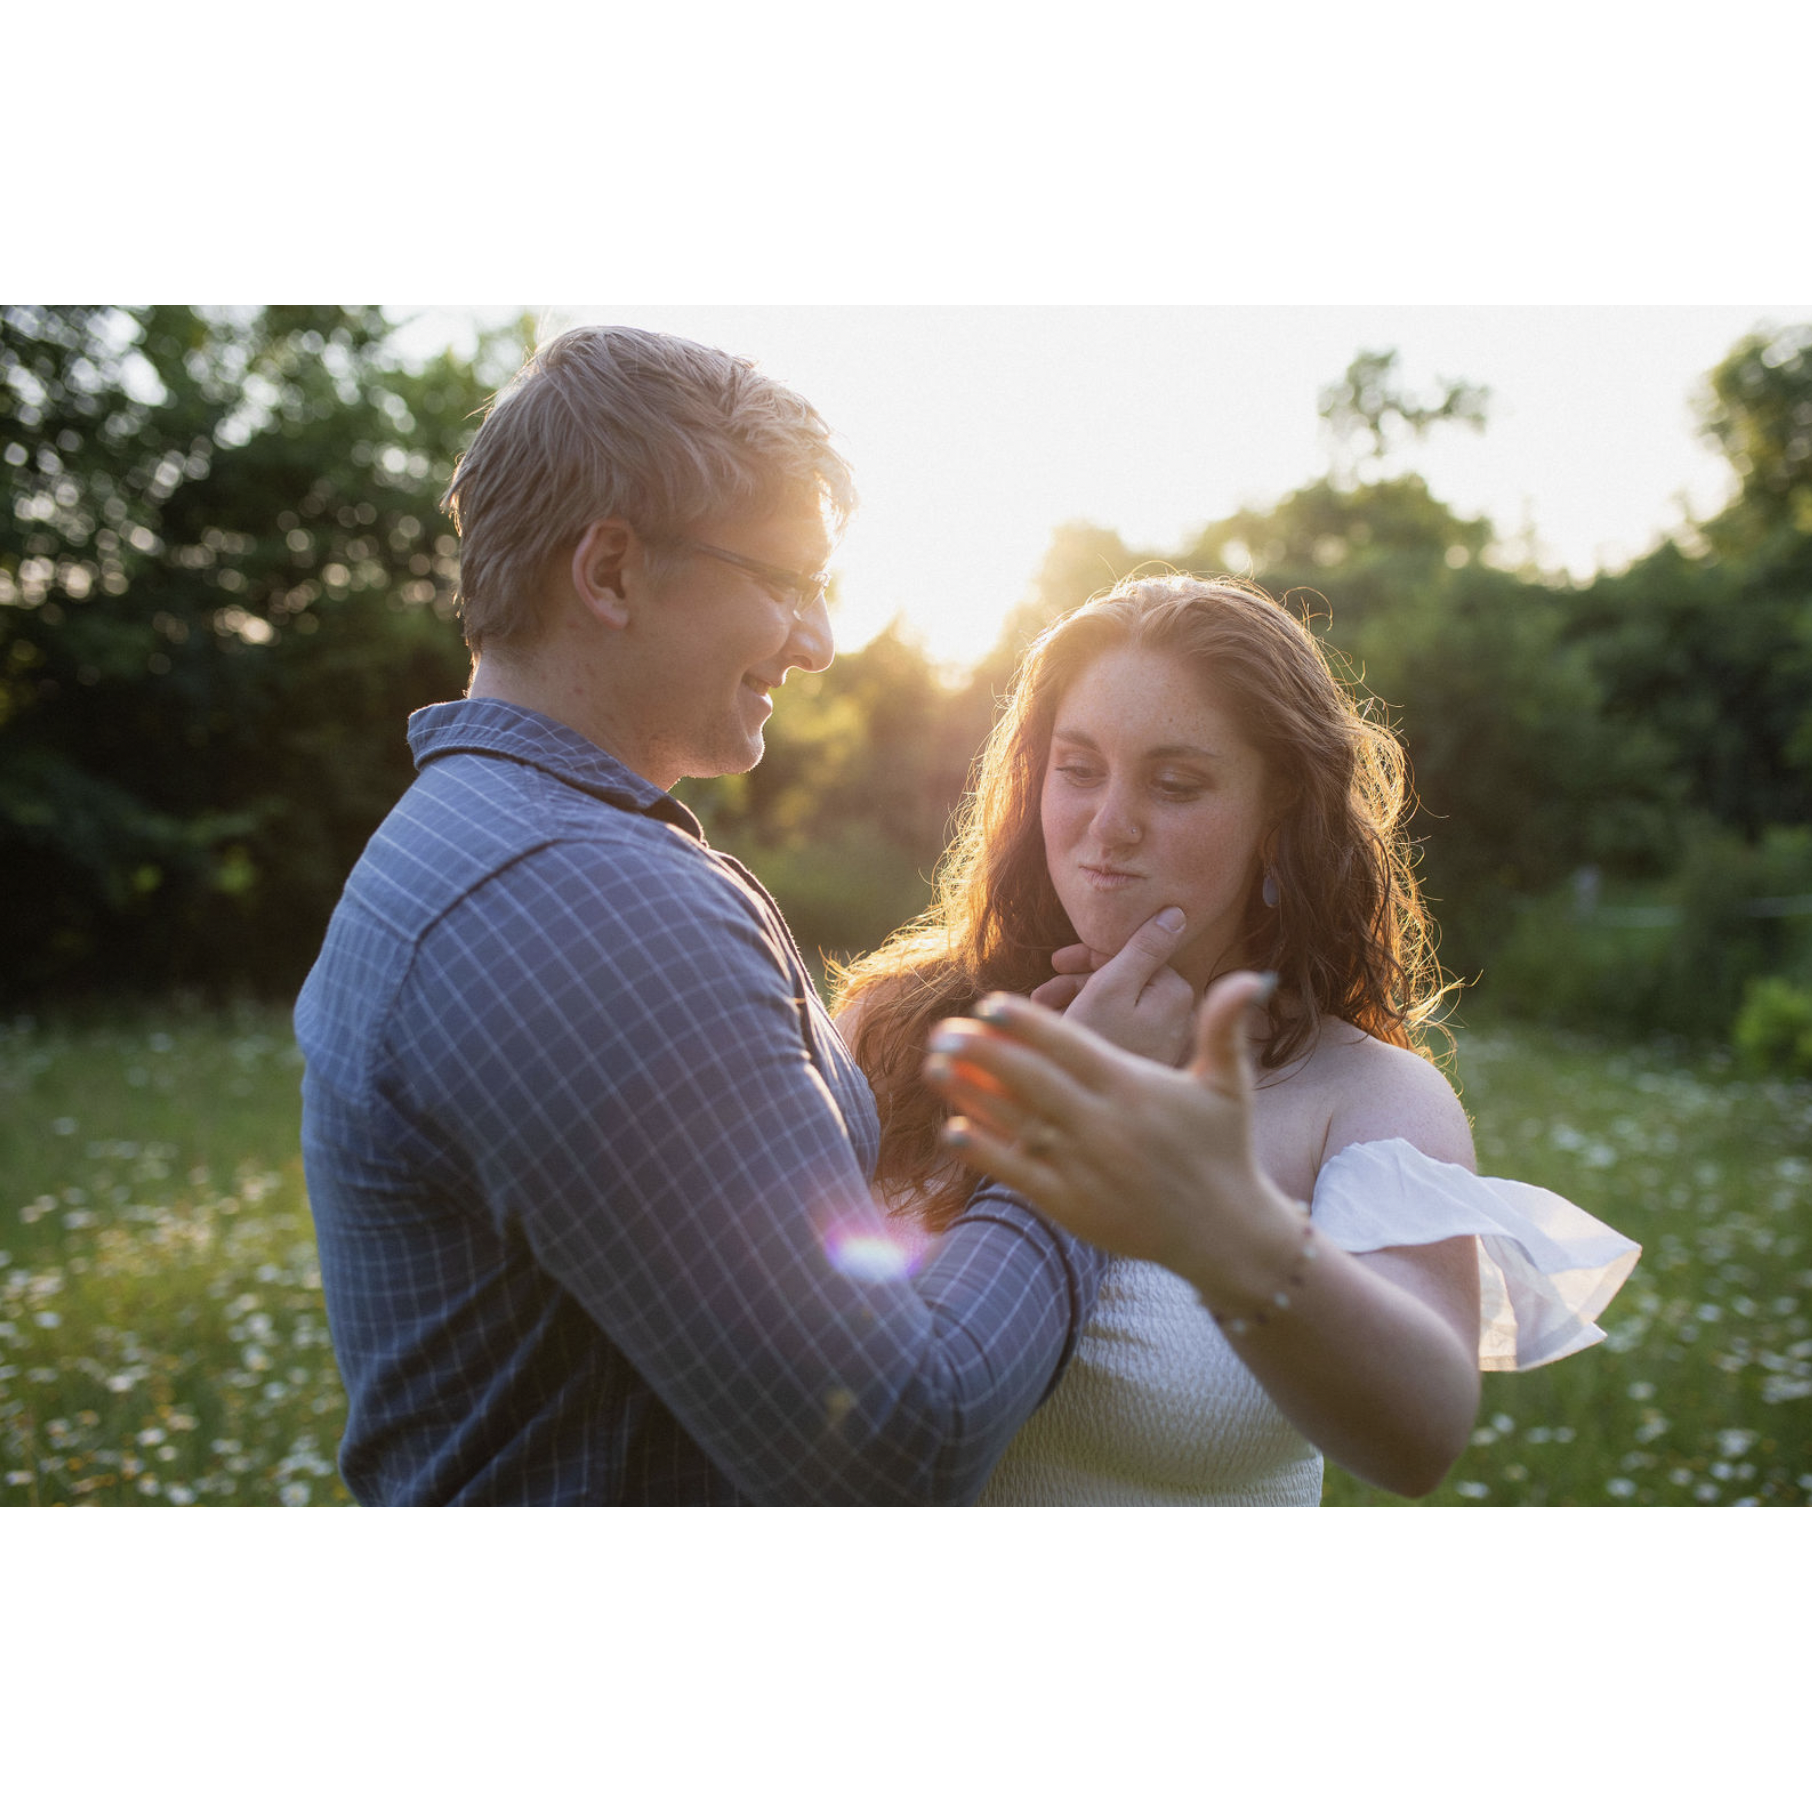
[1182,1224,1480,1498]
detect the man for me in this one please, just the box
[296,326,1173,1503]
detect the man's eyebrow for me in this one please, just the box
[1050,726,1222,761]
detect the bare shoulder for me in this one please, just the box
[1306,1020,1476,1173]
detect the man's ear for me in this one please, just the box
[571,519,637,630]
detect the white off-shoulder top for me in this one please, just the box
[978,1138,1641,1507]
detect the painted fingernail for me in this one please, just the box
[1155,906,1185,932]
[924,1054,953,1083]
[975,994,1012,1023]
[1253,971,1279,1003]
[927,1028,968,1054]
[942,1120,972,1149]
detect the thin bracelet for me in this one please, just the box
[1204,1208,1318,1337]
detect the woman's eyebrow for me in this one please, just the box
[1051,727,1220,761]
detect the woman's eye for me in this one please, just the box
[1154,776,1204,799]
[1054,764,1101,784]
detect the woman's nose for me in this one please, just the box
[1091,785,1143,848]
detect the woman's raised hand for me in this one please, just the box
[1026,906,1199,1067]
[924,970,1305,1287]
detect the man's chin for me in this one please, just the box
[713,732,765,779]
[675,733,764,787]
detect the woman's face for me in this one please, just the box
[1039,645,1274,990]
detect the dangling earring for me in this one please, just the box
[1261,870,1279,910]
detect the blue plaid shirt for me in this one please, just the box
[296,699,1106,1503]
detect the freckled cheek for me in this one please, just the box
[1042,804,1096,918]
[1156,815,1253,915]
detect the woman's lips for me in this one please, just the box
[1078,864,1142,890]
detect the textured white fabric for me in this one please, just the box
[979,1138,1640,1506]
[979,1254,1325,1505]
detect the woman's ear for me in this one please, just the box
[1260,779,1300,858]
[1258,815,1290,911]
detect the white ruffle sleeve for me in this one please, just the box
[1310,1138,1641,1372]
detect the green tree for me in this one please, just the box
[1,306,510,1000]
[1318,348,1490,481]
[1181,470,1493,644]
[1358,561,1679,969]
[1698,321,1812,549]
[1562,320,1812,841]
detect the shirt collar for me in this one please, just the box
[407,698,704,841]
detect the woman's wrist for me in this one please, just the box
[1184,1185,1317,1334]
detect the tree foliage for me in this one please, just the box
[1698,321,1812,547]
[1,306,508,999]
[1318,348,1490,478]
[1558,322,1812,842]
[5,311,1807,1048]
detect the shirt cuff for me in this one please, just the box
[956,1182,1111,1399]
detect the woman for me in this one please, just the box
[834,573,1638,1505]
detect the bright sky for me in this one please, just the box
[390,305,1806,672]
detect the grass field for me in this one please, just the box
[1323,1025,1812,1505]
[2,1003,1808,1507]
[0,1005,348,1507]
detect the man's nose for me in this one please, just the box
[785,593,834,675]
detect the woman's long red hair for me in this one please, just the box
[831,574,1453,1230]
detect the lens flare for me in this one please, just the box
[816,1207,933,1283]
[822,1225,918,1282]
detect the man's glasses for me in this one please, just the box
[676,541,831,613]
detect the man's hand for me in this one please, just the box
[1027,906,1197,1067]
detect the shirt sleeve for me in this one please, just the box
[391,833,1107,1504]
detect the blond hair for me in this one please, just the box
[442,326,856,651]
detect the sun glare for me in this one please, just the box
[396,306,1771,674]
